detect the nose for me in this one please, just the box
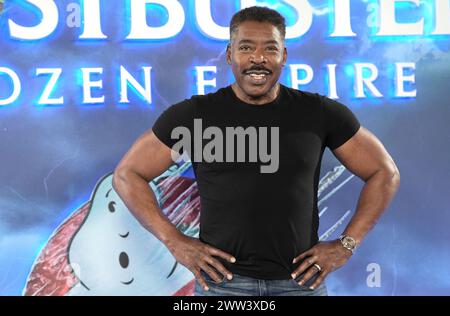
[250,49,267,64]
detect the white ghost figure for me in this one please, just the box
[67,162,197,295]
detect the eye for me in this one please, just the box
[119,252,129,269]
[108,201,116,213]
[266,46,278,51]
[239,45,251,51]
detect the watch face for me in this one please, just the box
[343,237,356,249]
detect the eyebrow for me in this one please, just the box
[106,188,112,198]
[238,39,280,45]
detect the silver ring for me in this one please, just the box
[313,263,322,272]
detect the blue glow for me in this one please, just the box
[1,0,450,298]
[210,0,237,27]
[0,226,53,296]
[394,0,425,24]
[255,0,298,27]
[78,0,101,42]
[188,0,238,42]
[343,62,386,102]
[195,65,218,95]
[9,0,45,28]
[322,61,339,99]
[35,68,64,107]
[123,0,184,43]
[7,0,64,43]
[286,62,313,89]
[116,65,154,107]
[124,0,132,39]
[391,63,417,99]
[0,0,445,111]
[146,3,169,27]
[52,195,93,234]
[324,0,360,43]
[423,0,438,36]
[0,68,19,105]
[189,64,217,96]
[344,63,354,78]
[19,194,93,296]
[188,66,199,100]
[75,67,105,107]
[0,1,12,39]
[11,192,92,296]
[367,0,447,40]
[278,67,290,89]
[387,63,397,99]
[367,0,433,42]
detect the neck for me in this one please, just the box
[231,83,280,105]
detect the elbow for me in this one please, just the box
[112,166,128,193]
[112,165,146,194]
[393,167,401,190]
[385,160,401,190]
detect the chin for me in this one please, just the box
[243,85,273,99]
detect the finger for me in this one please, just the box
[296,266,320,286]
[293,249,314,264]
[309,271,328,290]
[291,256,318,279]
[204,256,233,280]
[199,262,223,283]
[193,270,209,291]
[207,246,236,263]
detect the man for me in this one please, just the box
[113,6,400,296]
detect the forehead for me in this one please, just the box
[233,21,283,43]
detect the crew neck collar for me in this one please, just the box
[228,84,285,109]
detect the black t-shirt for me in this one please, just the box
[152,84,360,280]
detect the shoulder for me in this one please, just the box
[284,86,354,116]
[188,86,230,108]
[281,85,325,117]
[282,85,323,105]
[158,87,230,121]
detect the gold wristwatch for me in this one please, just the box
[339,235,357,254]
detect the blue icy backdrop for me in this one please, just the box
[0,0,449,295]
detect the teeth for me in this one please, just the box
[249,74,266,80]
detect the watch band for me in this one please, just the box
[339,234,357,254]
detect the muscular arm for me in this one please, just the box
[292,126,400,289]
[112,129,235,289]
[112,129,182,250]
[332,126,401,245]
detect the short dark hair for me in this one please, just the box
[229,6,286,42]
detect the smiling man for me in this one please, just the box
[113,6,400,296]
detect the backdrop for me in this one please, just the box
[1,0,449,295]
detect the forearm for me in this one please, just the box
[112,169,184,251]
[342,167,400,245]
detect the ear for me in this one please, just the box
[282,47,287,67]
[226,43,232,65]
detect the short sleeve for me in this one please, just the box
[152,99,195,152]
[321,95,361,150]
